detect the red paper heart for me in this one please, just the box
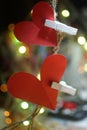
[32,1,54,28]
[14,1,57,46]
[41,54,67,85]
[7,54,67,109]
[7,72,58,109]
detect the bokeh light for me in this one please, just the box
[0,84,7,92]
[60,81,67,86]
[37,73,40,80]
[61,9,70,17]
[77,36,86,45]
[21,102,29,109]
[23,120,30,126]
[39,108,45,114]
[19,46,27,54]
[5,118,12,124]
[84,43,87,50]
[84,64,87,72]
[4,111,10,117]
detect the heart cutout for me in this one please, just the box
[7,72,58,109]
[32,1,54,28]
[41,54,67,85]
[14,1,57,47]
[7,54,67,109]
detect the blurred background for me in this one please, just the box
[0,0,87,129]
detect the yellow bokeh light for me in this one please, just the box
[19,46,27,54]
[5,118,12,124]
[0,84,7,92]
[31,9,33,14]
[84,64,87,72]
[62,9,70,17]
[4,111,10,117]
[39,108,45,114]
[84,43,87,50]
[77,36,86,45]
[37,73,40,80]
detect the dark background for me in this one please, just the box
[0,0,87,33]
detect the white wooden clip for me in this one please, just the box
[45,19,78,35]
[52,82,76,96]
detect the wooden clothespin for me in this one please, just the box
[52,81,76,96]
[45,19,78,35]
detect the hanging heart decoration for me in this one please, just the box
[14,1,58,47]
[7,54,67,110]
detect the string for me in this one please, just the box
[0,105,41,130]
[53,32,64,54]
[27,105,41,130]
[1,1,63,130]
[51,0,59,19]
[51,0,64,54]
